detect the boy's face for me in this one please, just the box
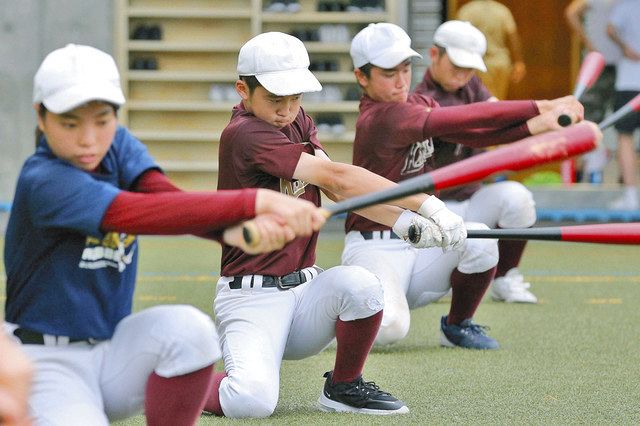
[36,101,118,172]
[236,81,302,129]
[429,47,476,93]
[355,60,412,103]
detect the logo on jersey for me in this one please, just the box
[400,138,434,175]
[79,232,137,272]
[280,178,309,198]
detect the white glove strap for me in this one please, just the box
[418,196,445,218]
[392,210,416,239]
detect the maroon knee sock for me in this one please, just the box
[144,364,214,426]
[448,267,497,325]
[495,239,527,278]
[332,311,383,383]
[202,371,227,416]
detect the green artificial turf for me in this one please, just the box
[2,233,639,425]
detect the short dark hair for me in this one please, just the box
[358,63,373,78]
[239,75,261,94]
[434,44,447,57]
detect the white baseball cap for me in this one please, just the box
[350,23,422,69]
[237,32,322,96]
[433,20,487,72]
[33,44,125,114]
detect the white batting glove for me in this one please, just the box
[418,196,467,251]
[392,210,443,248]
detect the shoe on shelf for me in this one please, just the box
[318,371,409,415]
[491,268,537,303]
[440,315,499,350]
[264,1,287,12]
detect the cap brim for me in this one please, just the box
[369,45,422,69]
[43,82,125,114]
[446,47,487,72]
[255,68,322,96]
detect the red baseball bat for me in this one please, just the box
[467,223,640,245]
[243,122,601,246]
[558,51,606,126]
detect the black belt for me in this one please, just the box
[360,231,401,240]
[13,328,102,346]
[229,267,322,290]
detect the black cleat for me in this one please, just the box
[317,371,409,415]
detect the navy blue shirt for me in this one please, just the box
[4,126,157,339]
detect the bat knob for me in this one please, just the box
[557,114,572,127]
[242,225,253,245]
[407,224,421,244]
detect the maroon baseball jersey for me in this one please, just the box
[346,93,538,233]
[414,70,492,201]
[218,103,323,276]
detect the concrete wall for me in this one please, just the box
[0,0,113,206]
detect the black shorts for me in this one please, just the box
[613,90,640,134]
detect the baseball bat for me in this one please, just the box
[466,223,640,245]
[598,92,640,131]
[558,51,606,126]
[243,122,601,246]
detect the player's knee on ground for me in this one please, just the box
[375,307,410,346]
[496,181,536,228]
[219,374,279,418]
[141,305,220,377]
[458,223,499,274]
[324,265,384,321]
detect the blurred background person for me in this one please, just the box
[565,0,622,184]
[457,0,527,100]
[606,0,640,210]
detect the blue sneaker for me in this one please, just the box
[440,315,499,350]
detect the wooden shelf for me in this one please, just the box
[127,40,244,52]
[128,70,238,82]
[158,160,219,172]
[127,100,359,113]
[262,12,387,23]
[115,0,400,186]
[128,7,252,19]
[134,130,222,141]
[305,42,351,53]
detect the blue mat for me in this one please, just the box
[536,208,640,223]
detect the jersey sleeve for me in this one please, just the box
[26,161,120,237]
[424,100,538,140]
[111,127,160,189]
[502,5,517,33]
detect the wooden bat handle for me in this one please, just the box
[242,208,331,247]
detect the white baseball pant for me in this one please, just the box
[213,265,384,418]
[8,305,220,426]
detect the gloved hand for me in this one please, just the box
[418,196,467,251]
[392,210,443,248]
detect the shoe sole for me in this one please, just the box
[440,332,500,350]
[317,394,409,415]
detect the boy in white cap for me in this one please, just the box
[342,23,584,349]
[413,20,539,304]
[206,31,470,417]
[5,43,327,425]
